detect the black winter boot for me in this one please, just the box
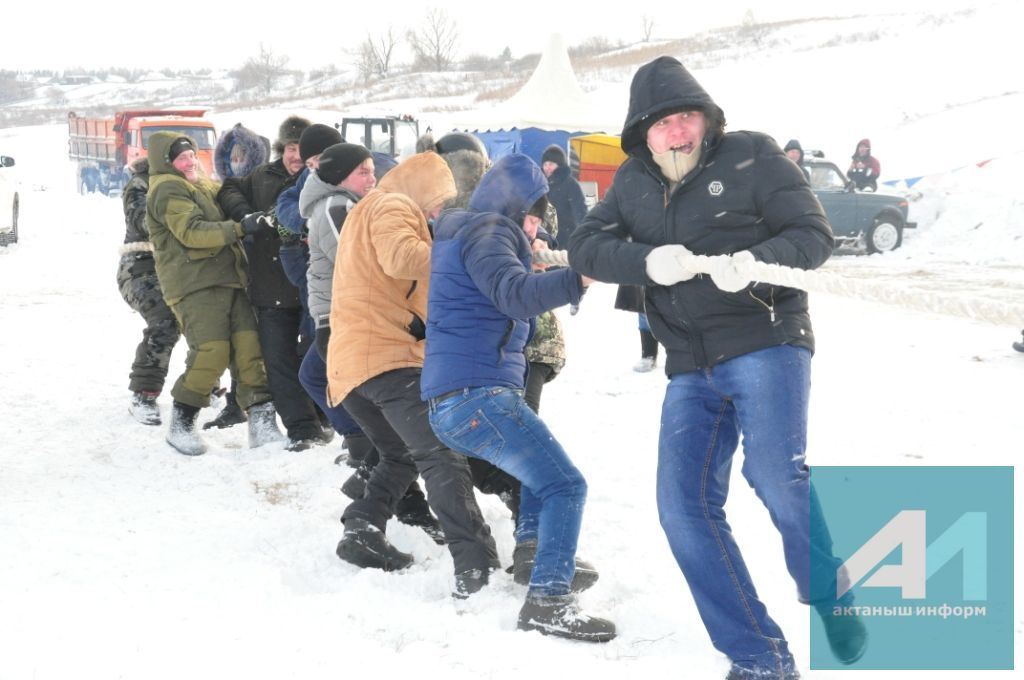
[517,594,616,642]
[512,540,599,593]
[396,485,446,544]
[247,401,285,448]
[336,518,414,571]
[202,391,247,430]
[129,391,161,426]
[453,567,495,599]
[817,605,868,665]
[340,464,372,500]
[166,402,207,456]
[285,426,335,452]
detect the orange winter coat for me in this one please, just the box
[326,152,457,406]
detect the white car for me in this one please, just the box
[0,155,18,246]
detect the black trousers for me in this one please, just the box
[341,368,498,574]
[255,305,320,439]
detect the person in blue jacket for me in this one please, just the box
[422,153,615,643]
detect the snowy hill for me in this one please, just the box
[0,3,1021,679]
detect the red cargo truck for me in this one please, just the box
[68,109,218,195]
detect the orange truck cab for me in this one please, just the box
[68,109,218,195]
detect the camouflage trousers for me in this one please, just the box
[169,286,271,410]
[117,262,180,394]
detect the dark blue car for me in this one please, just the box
[803,157,915,254]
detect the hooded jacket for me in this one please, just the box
[299,170,362,326]
[421,154,584,399]
[542,146,588,245]
[568,56,834,374]
[326,152,456,406]
[847,138,881,189]
[145,131,247,307]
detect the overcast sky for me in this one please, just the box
[8,0,945,72]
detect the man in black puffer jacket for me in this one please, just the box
[217,116,332,451]
[568,56,864,679]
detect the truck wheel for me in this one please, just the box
[866,217,902,253]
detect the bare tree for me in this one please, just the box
[641,15,654,42]
[407,8,459,72]
[358,28,399,81]
[235,43,290,94]
[740,9,769,47]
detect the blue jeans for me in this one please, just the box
[429,386,586,596]
[658,345,840,677]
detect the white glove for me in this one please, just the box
[645,244,696,286]
[707,250,757,292]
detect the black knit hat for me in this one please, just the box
[167,137,195,163]
[274,115,311,155]
[299,124,343,162]
[541,144,567,168]
[316,143,372,186]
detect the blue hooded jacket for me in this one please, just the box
[421,154,584,399]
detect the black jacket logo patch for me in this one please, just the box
[708,180,724,196]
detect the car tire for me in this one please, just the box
[866,216,902,254]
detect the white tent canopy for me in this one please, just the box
[449,34,624,134]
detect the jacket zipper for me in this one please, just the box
[748,288,776,323]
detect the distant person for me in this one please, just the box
[117,157,180,425]
[784,139,811,181]
[614,284,662,373]
[540,144,587,245]
[847,138,880,191]
[145,132,283,455]
[1013,331,1024,353]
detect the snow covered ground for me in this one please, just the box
[1,5,1022,678]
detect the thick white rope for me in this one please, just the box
[533,249,1024,328]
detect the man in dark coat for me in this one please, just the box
[567,56,864,678]
[217,116,332,451]
[540,144,587,245]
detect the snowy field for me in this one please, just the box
[2,5,1023,678]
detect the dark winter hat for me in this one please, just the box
[274,115,312,155]
[316,143,372,186]
[370,151,398,182]
[299,124,343,162]
[167,136,195,163]
[434,132,488,159]
[541,144,568,168]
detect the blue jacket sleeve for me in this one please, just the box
[464,220,583,319]
[276,168,308,234]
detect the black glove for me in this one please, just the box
[240,211,265,236]
[315,326,331,361]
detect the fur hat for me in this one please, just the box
[274,116,311,156]
[416,131,488,160]
[541,144,568,168]
[316,143,372,186]
[167,137,195,163]
[299,124,343,162]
